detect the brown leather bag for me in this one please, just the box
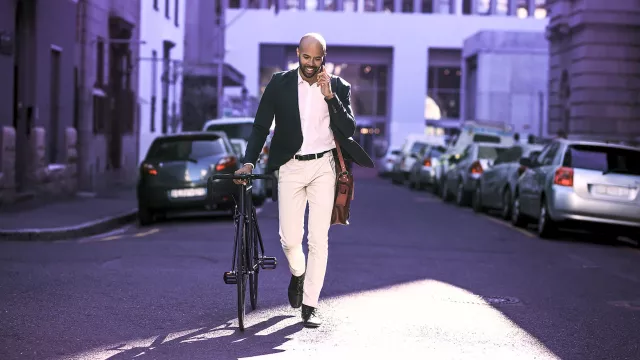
[331,139,354,226]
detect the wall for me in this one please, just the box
[225,9,547,148]
[462,30,549,137]
[138,0,186,164]
[77,0,141,191]
[546,0,640,141]
[0,0,15,129]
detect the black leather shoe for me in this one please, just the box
[287,273,305,308]
[301,304,321,328]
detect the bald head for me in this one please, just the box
[298,33,327,55]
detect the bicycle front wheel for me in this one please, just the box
[236,213,247,331]
[249,220,260,310]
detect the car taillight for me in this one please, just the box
[216,156,237,171]
[142,163,157,176]
[423,158,432,167]
[517,165,527,176]
[554,167,574,187]
[470,160,483,175]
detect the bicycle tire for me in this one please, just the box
[249,218,260,310]
[236,212,247,331]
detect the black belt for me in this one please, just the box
[294,149,335,161]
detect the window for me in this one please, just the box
[96,38,105,87]
[563,145,640,175]
[147,137,227,160]
[421,0,433,13]
[401,0,414,12]
[154,0,159,10]
[538,143,559,165]
[427,66,461,119]
[206,123,255,142]
[165,0,170,18]
[478,146,507,160]
[229,0,241,8]
[174,0,179,26]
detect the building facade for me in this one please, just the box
[76,0,141,191]
[137,0,187,163]
[0,0,77,202]
[546,0,640,141]
[224,0,548,152]
[462,30,549,138]
[182,0,248,131]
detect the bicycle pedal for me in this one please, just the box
[223,271,237,284]
[260,256,277,270]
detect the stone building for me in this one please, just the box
[75,0,142,191]
[546,0,640,141]
[0,0,78,204]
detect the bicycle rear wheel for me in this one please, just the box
[249,218,260,310]
[236,212,247,331]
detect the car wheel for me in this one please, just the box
[501,188,512,220]
[138,205,154,226]
[510,193,527,228]
[455,182,468,207]
[537,197,558,239]
[472,185,484,213]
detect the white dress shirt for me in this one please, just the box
[296,70,335,155]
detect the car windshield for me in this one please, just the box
[478,146,508,160]
[147,137,227,161]
[206,123,254,141]
[430,146,446,158]
[564,145,640,175]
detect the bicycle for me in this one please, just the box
[207,173,278,331]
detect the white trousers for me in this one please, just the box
[278,152,336,308]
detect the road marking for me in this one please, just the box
[134,228,160,237]
[608,300,640,311]
[481,214,535,238]
[96,235,123,242]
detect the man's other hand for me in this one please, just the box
[233,164,253,185]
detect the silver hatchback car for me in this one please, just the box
[512,139,640,240]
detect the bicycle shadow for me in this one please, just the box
[104,315,299,360]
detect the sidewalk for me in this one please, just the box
[0,188,138,241]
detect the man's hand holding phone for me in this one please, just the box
[317,66,333,99]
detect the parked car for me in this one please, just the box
[203,117,275,197]
[472,143,544,218]
[136,131,240,225]
[391,134,446,184]
[377,148,401,177]
[511,139,640,240]
[407,145,447,191]
[441,142,510,206]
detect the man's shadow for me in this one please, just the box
[105,315,300,360]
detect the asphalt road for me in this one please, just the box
[1,172,640,360]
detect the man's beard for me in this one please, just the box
[299,59,320,79]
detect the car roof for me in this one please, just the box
[153,131,229,141]
[553,138,640,152]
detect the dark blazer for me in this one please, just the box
[243,68,375,173]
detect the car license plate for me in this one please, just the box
[170,188,206,198]
[593,185,630,197]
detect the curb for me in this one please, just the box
[0,209,139,242]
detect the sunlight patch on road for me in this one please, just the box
[63,279,559,360]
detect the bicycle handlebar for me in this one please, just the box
[208,172,278,202]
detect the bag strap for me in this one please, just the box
[334,139,347,174]
[329,76,348,175]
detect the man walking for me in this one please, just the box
[234,33,373,328]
